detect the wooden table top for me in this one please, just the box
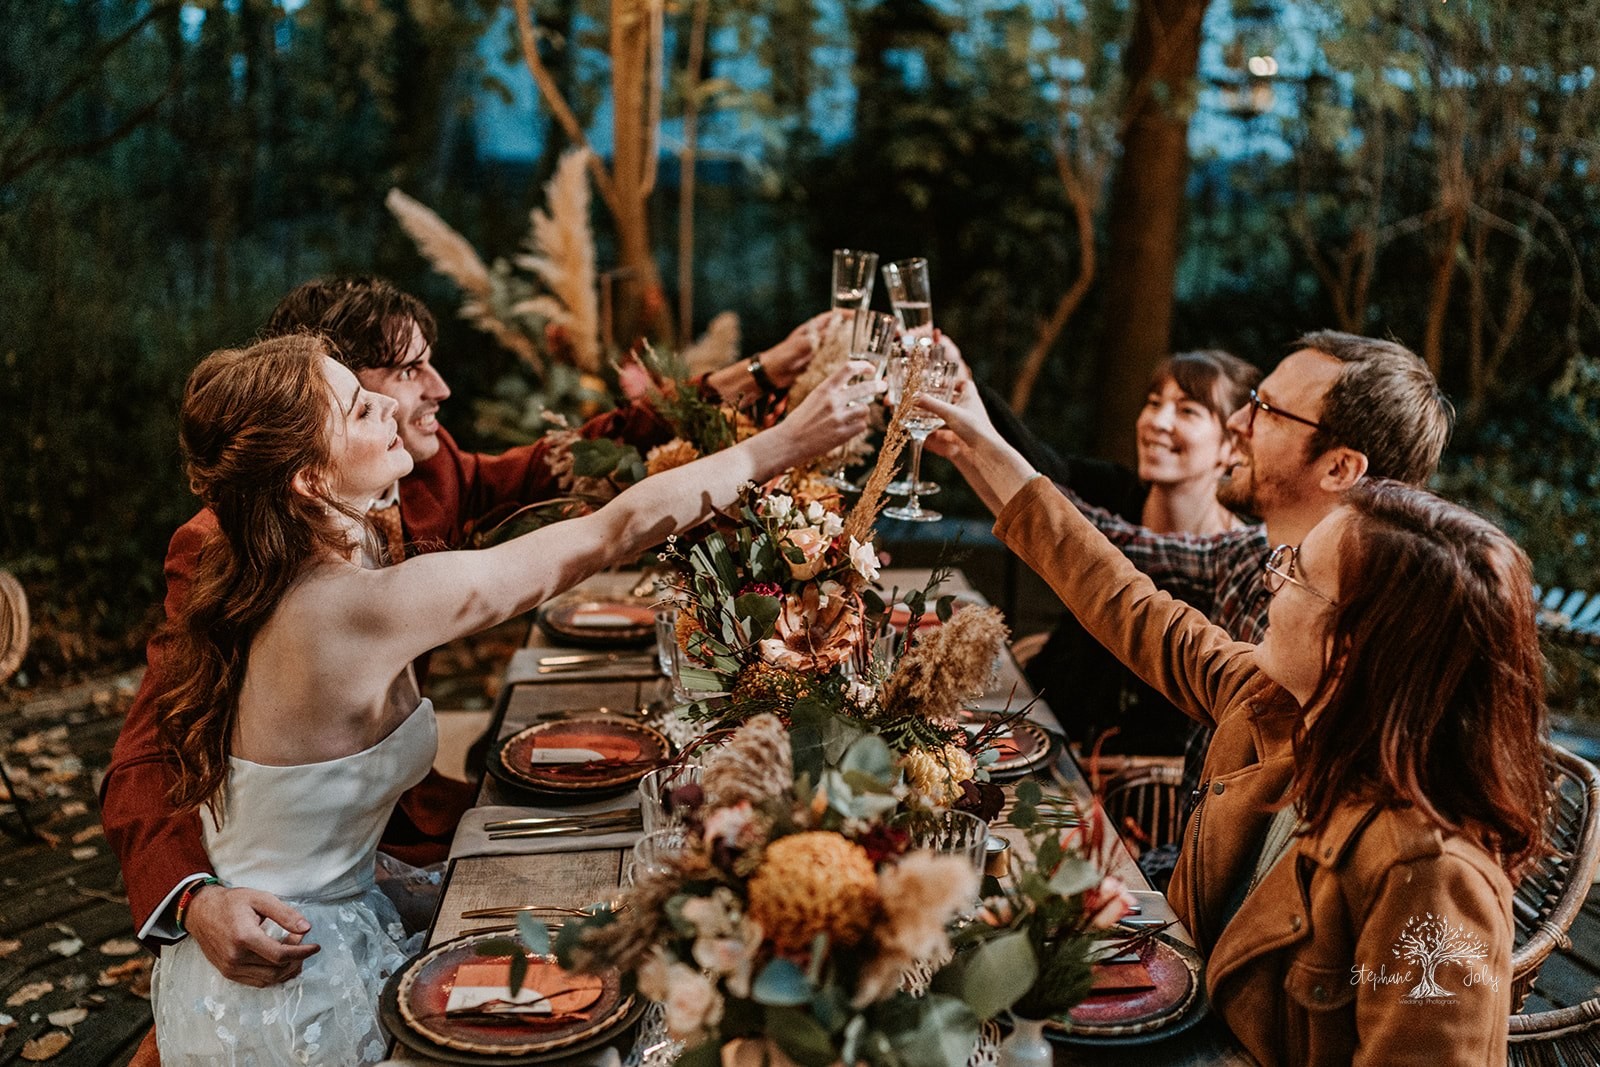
[389,570,1252,1066]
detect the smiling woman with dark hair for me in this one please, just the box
[925,390,1546,1066]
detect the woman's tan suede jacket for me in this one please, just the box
[995,476,1512,1066]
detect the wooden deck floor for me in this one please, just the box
[6,667,1600,1062]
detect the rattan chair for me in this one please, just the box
[1,569,37,838]
[1509,744,1600,1011]
[1100,762,1186,856]
[1509,997,1600,1065]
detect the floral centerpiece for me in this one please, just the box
[934,780,1138,1025]
[553,715,986,1067]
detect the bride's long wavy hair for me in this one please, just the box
[156,334,372,814]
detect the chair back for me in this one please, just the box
[1509,744,1600,1010]
[1099,763,1185,855]
[1509,997,1600,1064]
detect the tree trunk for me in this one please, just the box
[1092,0,1208,464]
[609,0,665,348]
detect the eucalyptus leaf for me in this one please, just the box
[766,1006,840,1066]
[875,993,981,1067]
[957,931,1038,1020]
[1048,855,1101,898]
[734,593,781,639]
[752,958,813,1006]
[515,913,550,956]
[839,733,894,781]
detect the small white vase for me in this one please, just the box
[996,1015,1052,1067]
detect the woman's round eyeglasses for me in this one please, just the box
[1264,544,1338,607]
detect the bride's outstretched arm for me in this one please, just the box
[344,360,883,668]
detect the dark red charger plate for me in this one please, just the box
[1044,934,1210,1046]
[538,595,657,648]
[493,717,671,794]
[380,934,645,1065]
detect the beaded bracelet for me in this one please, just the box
[174,876,221,931]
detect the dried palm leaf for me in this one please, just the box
[515,148,601,372]
[681,311,741,375]
[843,342,926,545]
[385,188,491,299]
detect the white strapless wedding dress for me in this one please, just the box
[151,700,437,1066]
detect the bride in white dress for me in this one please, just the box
[146,333,879,1065]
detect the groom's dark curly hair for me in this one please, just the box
[262,275,438,372]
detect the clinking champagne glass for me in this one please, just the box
[883,356,958,523]
[882,258,938,496]
[820,311,901,491]
[881,257,933,344]
[832,249,879,311]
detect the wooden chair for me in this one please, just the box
[1509,744,1600,1010]
[1509,997,1600,1065]
[1009,631,1049,670]
[0,569,38,838]
[1534,586,1600,650]
[1099,762,1186,856]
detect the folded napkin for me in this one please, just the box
[449,797,645,860]
[505,648,664,685]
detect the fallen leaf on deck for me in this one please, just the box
[46,1007,87,1027]
[70,847,96,861]
[58,801,88,818]
[6,981,53,1007]
[0,1012,15,1037]
[48,937,84,957]
[20,1031,72,1060]
[98,938,140,957]
[99,956,153,998]
[0,938,21,957]
[71,826,103,844]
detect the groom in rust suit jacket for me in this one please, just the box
[103,276,819,990]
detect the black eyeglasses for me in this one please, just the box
[1246,389,1333,435]
[1264,544,1338,607]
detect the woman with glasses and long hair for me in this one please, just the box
[147,334,881,1065]
[922,392,1545,1065]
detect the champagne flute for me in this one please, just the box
[882,258,939,496]
[832,249,879,312]
[883,357,958,523]
[881,257,933,343]
[819,311,900,490]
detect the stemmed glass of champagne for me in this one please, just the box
[882,355,959,523]
[881,258,939,497]
[819,311,899,490]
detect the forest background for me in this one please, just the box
[4,0,1599,709]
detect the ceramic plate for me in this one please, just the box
[1044,934,1208,1045]
[538,594,656,648]
[393,933,633,1057]
[965,717,1053,780]
[384,934,640,1062]
[496,718,670,793]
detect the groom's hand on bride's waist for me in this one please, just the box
[185,885,319,987]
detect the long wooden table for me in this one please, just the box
[390,571,1252,1065]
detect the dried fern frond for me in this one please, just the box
[386,188,492,299]
[843,342,926,545]
[515,148,601,372]
[881,605,1010,720]
[682,311,741,375]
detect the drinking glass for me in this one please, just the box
[625,827,690,885]
[884,357,958,523]
[881,257,933,344]
[905,810,989,879]
[819,311,902,491]
[831,249,879,312]
[637,764,704,833]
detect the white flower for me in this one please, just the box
[818,579,844,609]
[663,962,724,1040]
[821,511,844,540]
[805,500,825,524]
[848,537,880,582]
[760,493,795,522]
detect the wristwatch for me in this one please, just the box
[747,356,776,393]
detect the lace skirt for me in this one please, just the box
[151,885,424,1066]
